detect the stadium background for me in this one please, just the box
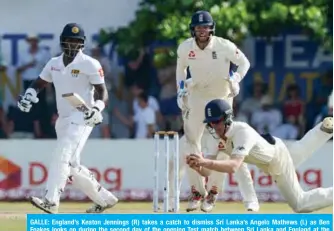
[0,0,332,224]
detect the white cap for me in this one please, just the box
[260,95,273,106]
[26,34,39,41]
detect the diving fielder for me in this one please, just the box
[199,128,259,212]
[187,99,333,213]
[17,23,118,214]
[169,129,259,213]
[176,10,250,207]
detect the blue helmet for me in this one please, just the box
[60,23,86,42]
[60,23,85,57]
[189,11,215,37]
[203,99,233,125]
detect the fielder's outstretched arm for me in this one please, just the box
[192,155,245,174]
[187,128,255,174]
[192,166,212,177]
[187,154,244,176]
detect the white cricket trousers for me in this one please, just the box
[183,92,232,196]
[206,152,259,205]
[270,122,333,213]
[45,113,116,207]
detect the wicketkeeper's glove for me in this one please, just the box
[225,72,240,97]
[177,78,195,110]
[177,80,188,109]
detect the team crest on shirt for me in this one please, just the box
[71,69,80,78]
[212,51,217,59]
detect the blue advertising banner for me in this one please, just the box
[244,34,333,102]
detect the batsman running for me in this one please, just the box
[168,128,259,213]
[17,23,118,214]
[187,99,333,213]
[176,10,250,208]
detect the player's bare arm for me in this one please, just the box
[17,76,49,113]
[187,154,244,174]
[189,154,216,177]
[195,167,212,177]
[82,82,108,127]
[29,77,49,93]
[93,83,108,104]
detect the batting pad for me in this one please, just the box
[70,165,108,207]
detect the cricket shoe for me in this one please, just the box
[86,198,118,213]
[29,196,58,214]
[168,209,177,213]
[245,201,260,212]
[320,117,333,134]
[201,190,218,213]
[186,191,204,212]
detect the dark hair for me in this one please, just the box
[287,84,299,93]
[138,92,149,103]
[252,81,267,95]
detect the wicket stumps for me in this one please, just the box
[153,131,180,213]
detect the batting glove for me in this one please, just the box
[84,107,103,127]
[226,72,240,97]
[84,100,105,127]
[17,88,39,113]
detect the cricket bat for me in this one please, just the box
[62,93,90,113]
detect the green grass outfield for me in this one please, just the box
[0,202,332,231]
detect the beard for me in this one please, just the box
[195,31,211,43]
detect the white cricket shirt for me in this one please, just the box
[176,36,250,96]
[201,128,221,156]
[134,106,156,139]
[39,50,105,117]
[133,96,160,115]
[223,122,277,167]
